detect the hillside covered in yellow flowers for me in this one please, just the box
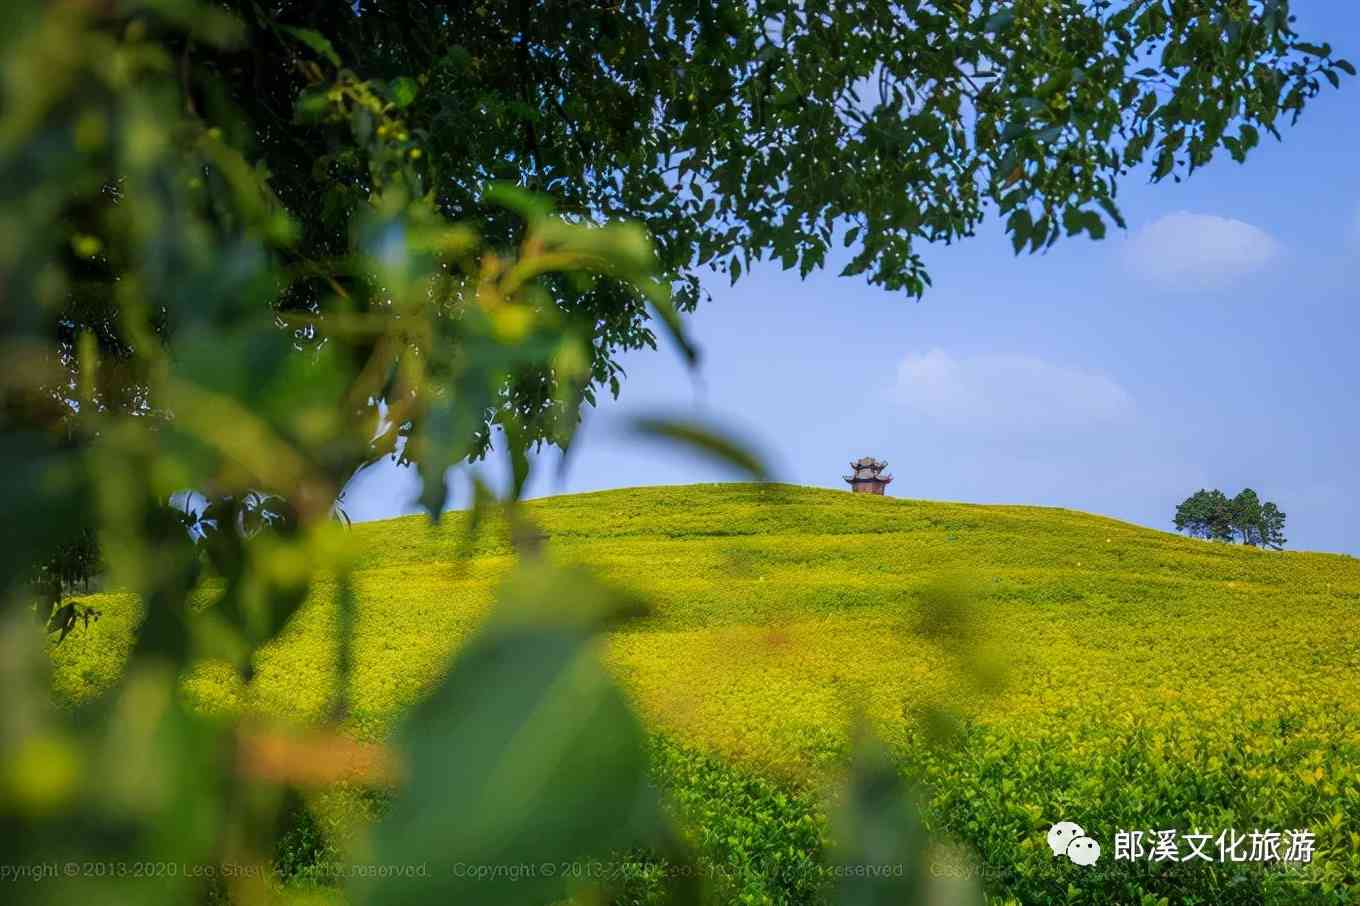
[52,484,1360,903]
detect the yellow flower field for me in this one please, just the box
[49,484,1360,904]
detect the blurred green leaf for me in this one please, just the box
[280,25,341,66]
[357,566,656,906]
[389,76,420,109]
[832,730,923,906]
[628,417,770,481]
[648,293,701,368]
[482,181,555,223]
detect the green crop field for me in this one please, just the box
[50,484,1360,905]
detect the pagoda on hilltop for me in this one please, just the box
[844,457,893,495]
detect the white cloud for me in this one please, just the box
[894,349,1133,429]
[1123,211,1280,289]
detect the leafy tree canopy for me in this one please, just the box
[37,0,1355,491]
[1174,487,1234,541]
[1174,487,1287,548]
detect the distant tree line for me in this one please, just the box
[32,527,102,642]
[1174,488,1286,549]
[34,490,352,643]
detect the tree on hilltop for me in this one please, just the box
[1174,487,1286,548]
[1229,488,1287,549]
[1174,488,1234,541]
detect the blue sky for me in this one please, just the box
[348,5,1360,555]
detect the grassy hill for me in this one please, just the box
[51,484,1360,904]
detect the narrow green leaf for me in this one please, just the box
[279,25,340,66]
[1097,196,1127,230]
[1008,208,1033,255]
[648,294,700,368]
[1152,150,1174,180]
[502,418,531,501]
[482,182,555,222]
[628,416,770,480]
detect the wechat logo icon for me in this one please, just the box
[1048,821,1101,866]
